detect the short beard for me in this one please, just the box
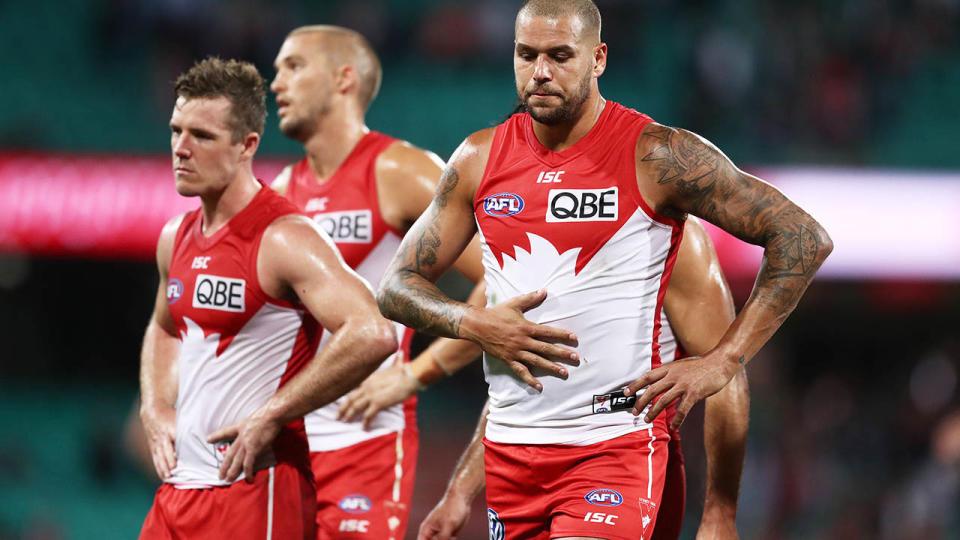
[524,74,591,126]
[279,116,315,143]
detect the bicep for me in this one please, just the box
[663,220,735,355]
[393,163,479,282]
[640,124,805,249]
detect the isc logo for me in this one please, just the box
[338,519,370,532]
[192,274,245,313]
[585,488,623,507]
[536,170,564,183]
[338,494,372,514]
[547,188,618,222]
[313,210,372,243]
[583,512,619,525]
[484,193,524,217]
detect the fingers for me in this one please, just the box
[161,433,177,473]
[243,447,256,483]
[362,403,382,430]
[526,322,578,346]
[507,359,542,392]
[515,349,569,378]
[508,288,547,312]
[206,424,239,445]
[630,378,668,416]
[151,448,169,480]
[644,387,682,423]
[670,396,695,430]
[337,392,364,422]
[624,368,667,397]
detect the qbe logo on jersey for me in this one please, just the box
[483,192,524,217]
[312,210,372,243]
[192,274,245,313]
[547,187,618,222]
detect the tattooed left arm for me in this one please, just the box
[626,123,832,428]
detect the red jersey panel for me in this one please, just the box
[165,185,318,487]
[475,102,684,445]
[282,131,416,452]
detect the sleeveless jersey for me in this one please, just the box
[165,185,319,487]
[475,101,685,445]
[283,131,416,451]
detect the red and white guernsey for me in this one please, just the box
[165,185,319,487]
[475,101,685,445]
[282,131,416,452]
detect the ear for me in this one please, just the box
[593,42,607,78]
[238,132,260,162]
[334,64,358,97]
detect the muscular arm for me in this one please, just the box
[209,215,397,481]
[418,402,489,540]
[662,219,748,538]
[629,123,832,426]
[138,215,184,480]
[377,130,577,389]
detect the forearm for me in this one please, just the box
[139,319,179,411]
[410,283,486,385]
[713,216,832,367]
[444,402,488,503]
[260,318,396,424]
[378,269,473,339]
[702,367,749,512]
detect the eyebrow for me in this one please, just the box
[516,43,577,55]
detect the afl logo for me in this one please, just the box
[166,278,183,305]
[338,494,372,514]
[585,488,623,507]
[483,192,524,217]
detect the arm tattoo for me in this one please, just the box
[377,166,470,338]
[641,124,831,313]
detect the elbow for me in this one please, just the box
[368,319,398,361]
[812,220,834,266]
[375,283,397,321]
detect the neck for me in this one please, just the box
[531,92,606,152]
[199,168,260,236]
[302,106,368,182]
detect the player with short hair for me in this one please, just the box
[269,25,503,540]
[410,219,748,540]
[137,56,397,539]
[376,0,832,538]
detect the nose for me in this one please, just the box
[270,74,284,94]
[172,134,191,159]
[533,54,552,83]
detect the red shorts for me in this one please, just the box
[484,425,669,540]
[139,463,316,540]
[651,424,685,540]
[311,429,418,540]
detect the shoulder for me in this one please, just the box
[376,140,445,178]
[262,213,334,253]
[270,162,298,195]
[448,126,499,174]
[156,212,188,271]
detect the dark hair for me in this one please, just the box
[174,56,266,143]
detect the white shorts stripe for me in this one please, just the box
[392,429,404,503]
[646,427,656,498]
[266,466,275,540]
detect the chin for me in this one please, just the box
[174,179,203,198]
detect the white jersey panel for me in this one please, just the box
[481,208,676,445]
[304,231,408,452]
[169,304,305,486]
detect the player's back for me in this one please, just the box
[282,131,415,451]
[475,101,685,445]
[166,185,318,486]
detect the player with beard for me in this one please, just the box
[376,1,831,538]
[269,26,557,540]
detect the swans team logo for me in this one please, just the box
[483,192,524,217]
[166,278,183,305]
[487,508,505,540]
